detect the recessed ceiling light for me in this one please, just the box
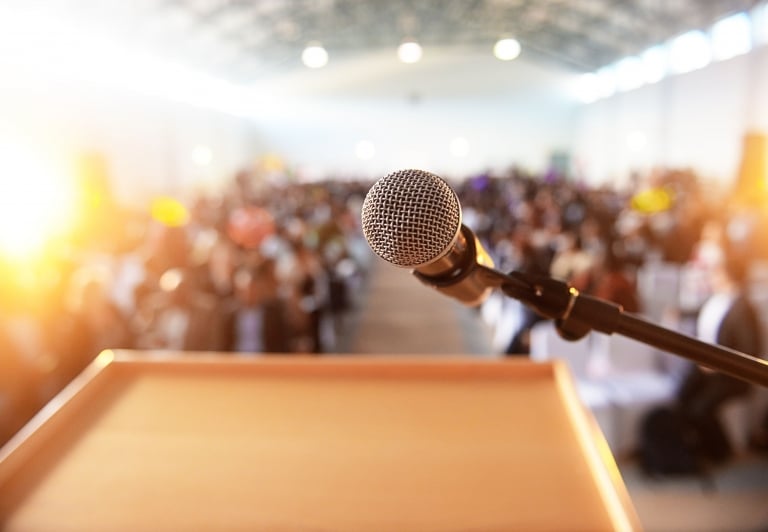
[302,42,328,68]
[398,41,422,63]
[494,38,521,61]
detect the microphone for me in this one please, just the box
[361,169,494,306]
[360,168,768,387]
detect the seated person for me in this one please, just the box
[676,251,763,462]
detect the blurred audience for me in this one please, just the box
[675,251,763,463]
[549,231,594,291]
[590,249,641,314]
[2,162,768,452]
[0,172,369,445]
[223,260,292,354]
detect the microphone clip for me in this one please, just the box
[501,271,623,341]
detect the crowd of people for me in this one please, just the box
[456,167,768,354]
[2,163,768,456]
[455,166,768,467]
[0,172,372,446]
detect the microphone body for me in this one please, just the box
[361,169,494,306]
[411,223,494,306]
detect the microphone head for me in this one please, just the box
[361,169,461,267]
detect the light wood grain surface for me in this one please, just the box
[0,354,639,531]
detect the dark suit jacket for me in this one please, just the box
[221,299,292,354]
[678,292,763,418]
[716,294,762,357]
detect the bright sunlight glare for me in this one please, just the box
[0,143,76,260]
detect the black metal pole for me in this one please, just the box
[614,312,768,387]
[478,266,768,388]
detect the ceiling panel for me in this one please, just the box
[7,0,761,82]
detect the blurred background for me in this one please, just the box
[2,0,768,529]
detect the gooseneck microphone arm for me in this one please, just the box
[471,264,768,388]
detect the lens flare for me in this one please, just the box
[0,143,76,259]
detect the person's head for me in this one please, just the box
[598,248,625,274]
[556,231,581,253]
[158,268,195,306]
[710,250,750,292]
[66,266,112,315]
[234,260,278,306]
[726,252,750,285]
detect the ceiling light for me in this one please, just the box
[640,46,667,84]
[595,66,616,99]
[615,56,644,92]
[302,42,328,69]
[711,12,751,61]
[575,73,600,104]
[493,38,521,61]
[753,3,768,46]
[398,41,422,63]
[668,30,711,74]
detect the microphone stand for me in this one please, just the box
[473,265,768,388]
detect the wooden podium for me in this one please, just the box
[0,351,640,531]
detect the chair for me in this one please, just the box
[591,333,663,375]
[530,321,593,379]
[529,321,616,450]
[636,262,681,321]
[590,332,679,457]
[721,386,768,455]
[481,293,522,353]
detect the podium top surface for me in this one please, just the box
[0,352,639,531]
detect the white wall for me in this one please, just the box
[247,47,580,181]
[5,27,768,202]
[573,46,768,187]
[0,69,263,205]
[252,95,577,181]
[1,48,580,201]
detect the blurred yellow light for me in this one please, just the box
[151,196,189,227]
[76,152,109,209]
[0,143,75,259]
[631,187,673,213]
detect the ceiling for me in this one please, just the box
[11,0,763,83]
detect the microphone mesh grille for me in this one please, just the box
[361,169,461,267]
